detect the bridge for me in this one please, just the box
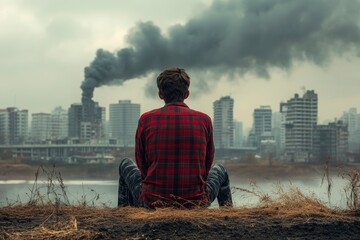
[0,144,131,162]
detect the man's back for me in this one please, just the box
[135,102,214,206]
[118,67,232,209]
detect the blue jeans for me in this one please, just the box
[118,158,233,207]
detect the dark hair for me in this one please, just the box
[157,67,190,103]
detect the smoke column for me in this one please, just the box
[81,0,360,101]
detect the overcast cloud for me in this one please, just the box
[1,0,360,128]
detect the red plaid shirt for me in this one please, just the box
[135,102,214,207]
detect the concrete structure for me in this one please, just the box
[0,108,28,145]
[214,147,256,161]
[313,121,348,162]
[213,96,234,148]
[0,143,126,162]
[272,111,286,155]
[340,108,360,151]
[251,106,272,149]
[109,100,140,147]
[233,120,243,148]
[341,108,358,133]
[247,129,256,148]
[30,107,68,144]
[68,103,83,139]
[80,122,93,141]
[68,102,105,143]
[31,113,51,143]
[281,90,318,162]
[51,106,68,140]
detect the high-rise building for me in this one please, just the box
[341,108,358,133]
[272,111,286,153]
[91,105,106,142]
[281,90,318,162]
[68,102,105,142]
[233,120,243,148]
[0,107,28,145]
[340,108,360,151]
[80,122,93,141]
[213,96,234,148]
[31,107,68,143]
[109,100,140,146]
[313,121,348,162]
[251,106,272,149]
[68,103,83,139]
[31,113,51,142]
[51,106,68,140]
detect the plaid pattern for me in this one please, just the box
[118,159,233,208]
[135,102,214,206]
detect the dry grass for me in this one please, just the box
[1,197,357,240]
[339,166,360,210]
[1,185,358,240]
[1,215,96,240]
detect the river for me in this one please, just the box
[0,176,351,209]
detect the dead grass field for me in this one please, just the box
[1,185,360,239]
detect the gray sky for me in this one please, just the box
[1,0,360,129]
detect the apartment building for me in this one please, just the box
[109,100,140,147]
[340,108,360,151]
[31,113,51,142]
[313,121,348,162]
[252,106,272,149]
[0,107,28,145]
[280,90,318,162]
[213,96,234,148]
[51,106,68,140]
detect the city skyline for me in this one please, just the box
[2,92,356,163]
[1,0,360,129]
[1,88,358,131]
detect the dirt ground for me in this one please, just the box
[1,205,360,240]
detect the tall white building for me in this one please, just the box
[272,111,286,153]
[51,106,68,140]
[281,90,318,162]
[340,108,360,151]
[109,100,140,146]
[252,106,272,149]
[0,107,28,145]
[31,113,52,142]
[213,96,234,148]
[233,120,243,148]
[341,108,358,133]
[31,107,69,143]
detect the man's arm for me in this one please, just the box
[205,122,215,179]
[135,121,147,179]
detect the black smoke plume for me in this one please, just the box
[81,0,360,101]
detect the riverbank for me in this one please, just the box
[1,159,354,181]
[1,160,360,239]
[1,196,360,239]
[0,160,118,181]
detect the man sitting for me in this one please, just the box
[118,67,233,208]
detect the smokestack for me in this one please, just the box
[81,0,360,100]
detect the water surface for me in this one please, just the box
[0,176,350,208]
